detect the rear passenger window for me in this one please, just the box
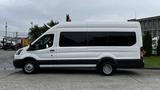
[88,32,136,46]
[108,32,136,46]
[60,32,87,46]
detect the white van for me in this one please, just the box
[13,22,144,75]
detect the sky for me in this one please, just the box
[0,0,160,37]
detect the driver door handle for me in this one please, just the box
[50,50,55,52]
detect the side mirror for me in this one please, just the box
[29,43,32,47]
[28,43,35,51]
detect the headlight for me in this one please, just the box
[16,49,23,55]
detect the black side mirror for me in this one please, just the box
[29,43,32,47]
[28,43,35,51]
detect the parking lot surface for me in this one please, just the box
[0,50,160,90]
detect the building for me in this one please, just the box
[128,16,160,37]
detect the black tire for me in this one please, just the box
[99,62,114,76]
[113,67,117,72]
[22,61,39,74]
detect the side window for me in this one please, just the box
[32,34,54,50]
[60,32,87,46]
[87,32,109,46]
[59,32,136,47]
[87,32,136,46]
[108,32,136,46]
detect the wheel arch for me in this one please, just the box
[23,57,37,61]
[97,57,117,68]
[22,57,38,65]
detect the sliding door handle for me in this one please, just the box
[50,50,55,52]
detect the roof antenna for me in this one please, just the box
[134,11,137,19]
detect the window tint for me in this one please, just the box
[59,32,136,47]
[32,34,54,50]
[60,32,87,46]
[87,32,109,46]
[108,32,136,46]
[88,32,136,46]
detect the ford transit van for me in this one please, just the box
[13,22,144,75]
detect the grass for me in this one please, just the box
[144,56,160,68]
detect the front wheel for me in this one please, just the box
[23,61,39,74]
[99,62,114,76]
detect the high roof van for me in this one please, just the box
[13,22,144,75]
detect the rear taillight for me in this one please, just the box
[140,47,144,58]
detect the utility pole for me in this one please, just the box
[5,22,7,38]
[15,32,18,50]
[16,32,18,38]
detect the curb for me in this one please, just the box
[143,68,160,70]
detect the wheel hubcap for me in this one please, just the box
[24,63,34,73]
[103,64,112,75]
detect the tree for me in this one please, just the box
[28,20,59,42]
[29,25,41,41]
[143,31,152,56]
[47,20,59,27]
[157,37,160,55]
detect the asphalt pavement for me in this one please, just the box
[0,50,160,90]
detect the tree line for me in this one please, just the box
[143,31,160,56]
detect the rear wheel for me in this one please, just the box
[99,62,114,76]
[23,61,39,74]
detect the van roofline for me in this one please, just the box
[52,22,140,29]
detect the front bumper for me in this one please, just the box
[13,59,24,68]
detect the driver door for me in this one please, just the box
[29,34,56,60]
